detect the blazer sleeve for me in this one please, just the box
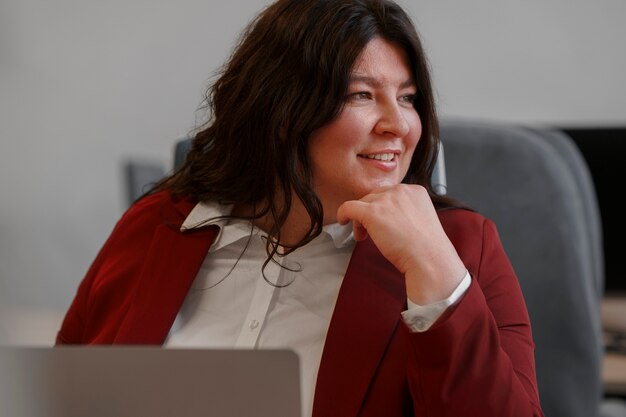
[55,192,183,344]
[403,215,544,417]
[55,200,153,344]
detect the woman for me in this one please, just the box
[57,0,544,416]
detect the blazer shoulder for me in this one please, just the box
[56,191,202,344]
[437,207,492,237]
[113,191,197,234]
[436,208,508,275]
[128,191,195,219]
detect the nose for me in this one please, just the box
[373,101,410,138]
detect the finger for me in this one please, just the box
[337,200,371,241]
[352,221,368,241]
[336,200,369,225]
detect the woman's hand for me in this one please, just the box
[337,184,467,305]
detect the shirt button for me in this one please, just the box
[249,319,259,330]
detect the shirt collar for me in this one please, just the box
[322,222,354,248]
[181,201,258,253]
[181,202,354,250]
[180,200,232,231]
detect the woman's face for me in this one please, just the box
[308,37,422,224]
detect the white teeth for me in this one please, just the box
[364,153,395,161]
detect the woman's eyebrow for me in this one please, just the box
[349,75,416,89]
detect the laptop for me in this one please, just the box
[0,346,301,417]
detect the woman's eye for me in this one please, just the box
[399,94,416,103]
[347,91,372,101]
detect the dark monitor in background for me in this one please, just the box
[560,127,626,294]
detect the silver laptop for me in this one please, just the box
[0,346,301,417]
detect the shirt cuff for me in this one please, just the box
[401,270,471,332]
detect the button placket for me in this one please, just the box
[234,254,282,348]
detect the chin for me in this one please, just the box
[365,178,399,191]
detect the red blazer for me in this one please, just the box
[57,191,544,417]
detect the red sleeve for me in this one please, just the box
[404,216,544,417]
[55,192,189,344]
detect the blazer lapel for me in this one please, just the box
[115,197,219,344]
[313,237,406,417]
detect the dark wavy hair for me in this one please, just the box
[154,0,458,253]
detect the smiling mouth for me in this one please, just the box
[359,152,397,161]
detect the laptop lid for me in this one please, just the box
[0,346,301,417]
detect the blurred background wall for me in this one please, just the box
[1,0,625,345]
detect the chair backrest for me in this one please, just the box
[124,160,166,206]
[173,138,193,172]
[171,127,606,415]
[440,118,604,417]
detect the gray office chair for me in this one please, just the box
[171,127,619,416]
[440,118,605,417]
[173,138,193,171]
